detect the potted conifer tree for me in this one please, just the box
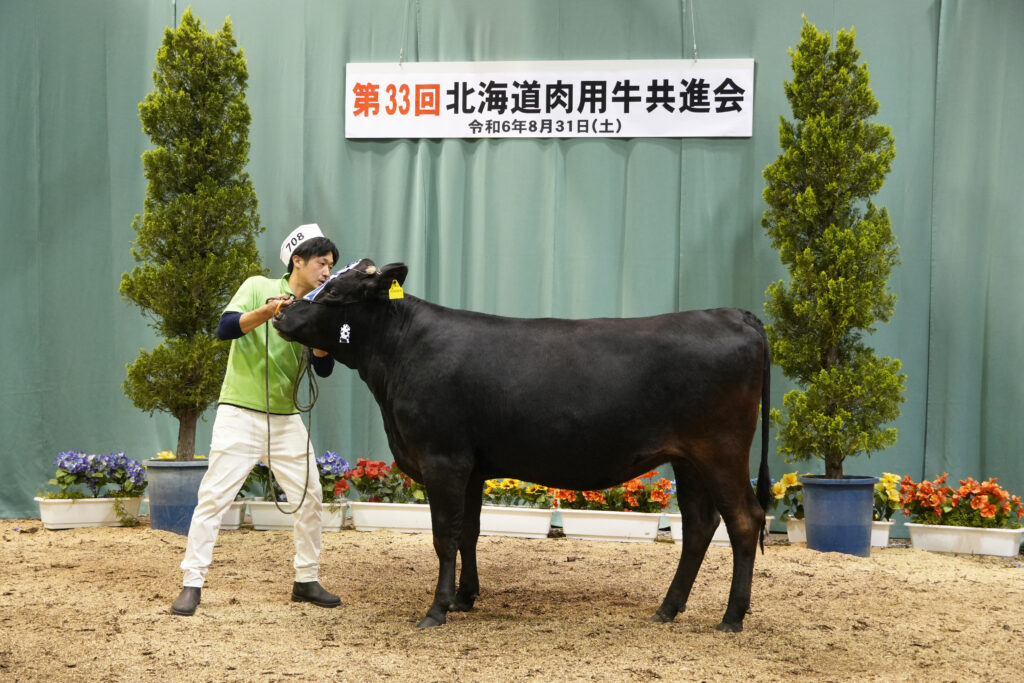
[761,17,906,556]
[120,10,264,534]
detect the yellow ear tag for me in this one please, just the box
[388,280,404,300]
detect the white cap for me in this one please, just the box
[280,223,324,265]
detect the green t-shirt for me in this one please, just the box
[218,274,304,414]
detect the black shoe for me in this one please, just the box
[171,586,201,616]
[291,581,341,608]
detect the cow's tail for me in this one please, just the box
[752,314,772,553]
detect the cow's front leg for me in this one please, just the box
[452,476,485,612]
[416,459,471,628]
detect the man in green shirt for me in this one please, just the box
[172,224,341,617]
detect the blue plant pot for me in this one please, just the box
[145,459,209,536]
[799,475,876,557]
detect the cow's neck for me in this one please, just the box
[350,296,424,396]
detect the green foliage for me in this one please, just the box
[120,9,264,459]
[761,17,906,477]
[123,335,227,417]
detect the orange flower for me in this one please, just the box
[959,477,982,496]
[623,478,644,492]
[551,489,576,503]
[624,492,639,508]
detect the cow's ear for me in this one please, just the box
[376,264,407,296]
[379,263,408,285]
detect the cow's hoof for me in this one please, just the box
[451,598,476,612]
[649,611,676,623]
[715,621,743,633]
[416,614,447,628]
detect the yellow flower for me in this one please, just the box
[780,472,800,488]
[772,481,786,499]
[155,450,175,460]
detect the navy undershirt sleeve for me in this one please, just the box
[218,311,333,376]
[310,352,335,378]
[217,312,243,340]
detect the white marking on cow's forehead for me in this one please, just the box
[339,324,351,344]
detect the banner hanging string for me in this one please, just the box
[682,0,699,61]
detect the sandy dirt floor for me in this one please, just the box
[2,518,1022,682]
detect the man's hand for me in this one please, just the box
[239,295,294,335]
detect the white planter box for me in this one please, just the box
[248,500,297,530]
[248,500,348,531]
[871,520,894,547]
[321,502,348,531]
[35,496,142,530]
[906,522,1024,558]
[349,501,432,533]
[668,513,682,543]
[558,509,660,543]
[479,505,552,539]
[668,514,774,546]
[786,518,806,543]
[220,500,246,530]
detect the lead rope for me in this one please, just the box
[263,314,317,515]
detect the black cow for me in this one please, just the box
[274,259,771,632]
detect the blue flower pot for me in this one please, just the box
[145,459,209,536]
[799,475,876,557]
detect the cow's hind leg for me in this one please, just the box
[714,464,765,633]
[452,474,485,612]
[416,457,472,628]
[652,463,719,623]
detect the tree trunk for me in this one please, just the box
[176,411,199,461]
[824,455,844,479]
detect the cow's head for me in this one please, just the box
[272,258,409,356]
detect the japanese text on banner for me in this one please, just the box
[345,59,754,139]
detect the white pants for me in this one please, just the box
[180,404,323,588]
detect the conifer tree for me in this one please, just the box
[761,17,906,478]
[120,10,264,460]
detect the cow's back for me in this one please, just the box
[378,303,765,489]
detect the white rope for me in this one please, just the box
[689,0,699,61]
[399,0,413,65]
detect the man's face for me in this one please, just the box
[291,252,335,294]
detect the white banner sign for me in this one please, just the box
[345,59,754,139]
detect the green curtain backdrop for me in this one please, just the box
[1,0,1021,521]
